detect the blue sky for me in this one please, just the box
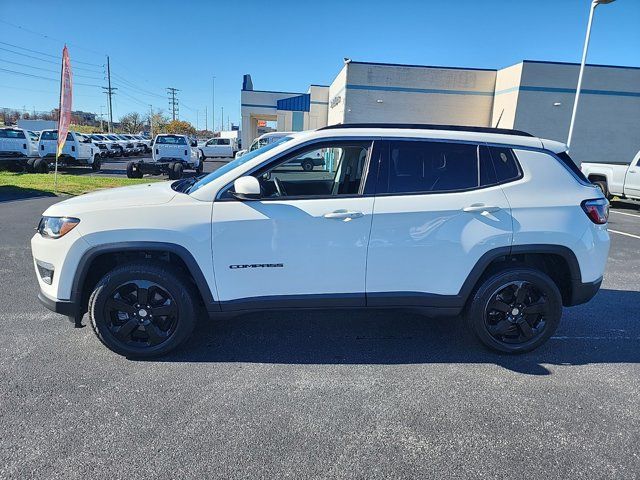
[1,0,638,129]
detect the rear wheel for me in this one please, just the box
[195,161,203,175]
[33,158,49,174]
[126,161,143,178]
[168,162,183,179]
[26,158,36,173]
[91,156,101,171]
[466,267,562,354]
[88,261,198,358]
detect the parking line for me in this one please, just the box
[610,210,640,218]
[609,229,640,240]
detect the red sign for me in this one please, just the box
[57,46,73,158]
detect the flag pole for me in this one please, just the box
[54,47,64,193]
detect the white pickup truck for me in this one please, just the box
[36,130,102,173]
[581,150,640,201]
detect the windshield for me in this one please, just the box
[186,136,293,194]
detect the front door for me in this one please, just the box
[366,140,514,307]
[623,151,640,198]
[211,139,377,310]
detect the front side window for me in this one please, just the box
[219,139,230,145]
[251,141,372,199]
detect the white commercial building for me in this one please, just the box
[241,59,640,164]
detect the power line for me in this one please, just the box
[0,40,103,67]
[0,57,104,80]
[0,46,103,73]
[0,67,102,87]
[111,74,165,99]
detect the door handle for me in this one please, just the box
[629,169,637,173]
[463,204,501,213]
[323,210,364,220]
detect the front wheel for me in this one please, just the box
[466,267,562,354]
[91,156,101,171]
[88,261,198,358]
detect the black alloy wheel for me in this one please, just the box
[89,262,198,358]
[485,281,549,345]
[466,267,562,353]
[104,280,178,348]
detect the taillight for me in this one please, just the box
[581,198,609,224]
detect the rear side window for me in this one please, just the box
[489,147,521,183]
[0,129,26,139]
[378,140,497,194]
[156,135,186,145]
[40,131,73,141]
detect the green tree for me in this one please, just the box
[165,120,196,136]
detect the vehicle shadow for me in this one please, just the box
[151,288,640,375]
[0,185,56,203]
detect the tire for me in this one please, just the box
[466,267,562,354]
[302,159,314,172]
[26,158,36,173]
[88,261,198,358]
[126,161,143,178]
[199,149,206,160]
[33,158,49,174]
[593,180,611,200]
[91,156,101,171]
[195,161,203,175]
[168,162,183,180]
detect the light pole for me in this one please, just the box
[212,76,216,134]
[567,0,616,151]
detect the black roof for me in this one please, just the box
[319,123,534,137]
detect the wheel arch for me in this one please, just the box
[72,241,219,316]
[460,244,583,308]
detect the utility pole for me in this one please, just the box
[99,105,105,131]
[149,105,153,139]
[221,106,224,132]
[196,109,199,131]
[167,87,179,121]
[212,76,215,133]
[205,106,208,131]
[102,56,116,133]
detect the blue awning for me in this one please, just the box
[277,94,310,112]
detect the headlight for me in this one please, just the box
[37,216,80,239]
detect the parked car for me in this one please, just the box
[113,134,139,156]
[126,134,202,179]
[133,134,152,153]
[199,137,237,160]
[0,127,39,170]
[31,123,609,358]
[235,131,292,159]
[90,134,120,157]
[122,134,146,155]
[581,150,640,201]
[35,130,101,173]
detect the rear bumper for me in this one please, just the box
[569,276,602,306]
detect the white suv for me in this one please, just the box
[31,124,610,358]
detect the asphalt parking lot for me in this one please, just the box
[0,193,639,478]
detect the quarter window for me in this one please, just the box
[489,147,521,183]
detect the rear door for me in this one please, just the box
[366,139,513,307]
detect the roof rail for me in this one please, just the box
[318,123,534,137]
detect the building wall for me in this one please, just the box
[308,85,329,129]
[328,65,348,126]
[491,62,523,129]
[241,89,303,147]
[513,61,640,164]
[341,62,497,126]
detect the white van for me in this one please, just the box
[126,134,201,179]
[0,127,39,170]
[36,130,101,173]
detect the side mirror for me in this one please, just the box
[232,176,261,201]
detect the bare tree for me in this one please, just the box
[120,112,145,133]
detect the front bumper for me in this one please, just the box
[38,290,79,319]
